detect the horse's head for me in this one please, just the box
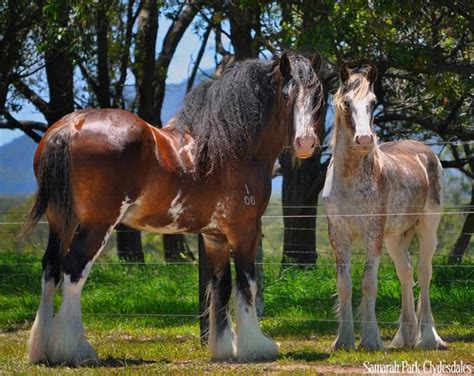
[334,63,378,152]
[276,53,324,159]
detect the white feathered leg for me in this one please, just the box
[28,276,57,363]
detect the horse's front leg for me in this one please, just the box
[202,233,235,361]
[329,222,355,351]
[359,228,384,351]
[227,223,278,361]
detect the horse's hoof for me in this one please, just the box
[389,331,416,349]
[331,336,355,352]
[209,324,236,362]
[236,335,279,362]
[416,338,448,350]
[46,335,98,366]
[359,337,385,352]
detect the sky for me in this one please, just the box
[0,13,224,146]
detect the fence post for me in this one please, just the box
[255,239,264,317]
[198,234,210,345]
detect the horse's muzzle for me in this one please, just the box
[294,134,317,159]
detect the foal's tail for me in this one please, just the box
[21,128,74,237]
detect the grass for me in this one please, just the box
[0,251,473,374]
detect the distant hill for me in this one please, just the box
[0,135,37,195]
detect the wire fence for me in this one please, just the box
[0,189,472,332]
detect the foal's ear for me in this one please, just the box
[279,53,291,77]
[366,63,378,85]
[339,63,350,84]
[310,53,322,74]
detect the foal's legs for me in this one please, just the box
[359,229,384,351]
[203,234,235,360]
[28,219,73,363]
[415,215,447,349]
[229,224,278,361]
[329,223,355,351]
[385,228,418,348]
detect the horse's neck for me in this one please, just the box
[332,118,382,181]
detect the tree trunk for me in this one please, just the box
[43,3,74,124]
[152,2,199,126]
[96,3,111,108]
[163,234,195,262]
[228,4,260,60]
[134,0,158,122]
[116,224,144,262]
[280,152,324,266]
[449,184,474,264]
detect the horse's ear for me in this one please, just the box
[279,53,291,77]
[339,63,350,84]
[310,53,322,74]
[366,63,378,85]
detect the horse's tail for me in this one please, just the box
[21,128,74,237]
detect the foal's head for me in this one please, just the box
[275,53,324,159]
[334,64,378,151]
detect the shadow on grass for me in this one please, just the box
[443,332,474,343]
[99,356,159,367]
[284,350,330,362]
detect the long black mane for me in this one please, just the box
[175,59,276,174]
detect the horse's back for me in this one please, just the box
[380,140,443,208]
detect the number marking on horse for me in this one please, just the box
[244,184,256,206]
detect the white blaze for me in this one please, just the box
[293,88,314,139]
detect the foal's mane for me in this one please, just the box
[332,71,372,148]
[175,59,277,174]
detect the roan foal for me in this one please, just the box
[322,64,447,351]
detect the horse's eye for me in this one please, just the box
[282,87,289,100]
[344,99,351,109]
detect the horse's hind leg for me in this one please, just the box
[415,214,447,350]
[45,220,118,366]
[28,219,73,363]
[385,228,417,348]
[228,224,278,361]
[203,234,235,361]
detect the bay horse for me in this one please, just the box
[24,53,324,365]
[322,64,447,351]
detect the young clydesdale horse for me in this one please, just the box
[322,64,446,351]
[25,53,324,365]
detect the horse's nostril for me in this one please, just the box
[356,135,373,146]
[311,142,315,149]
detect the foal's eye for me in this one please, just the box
[344,99,351,109]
